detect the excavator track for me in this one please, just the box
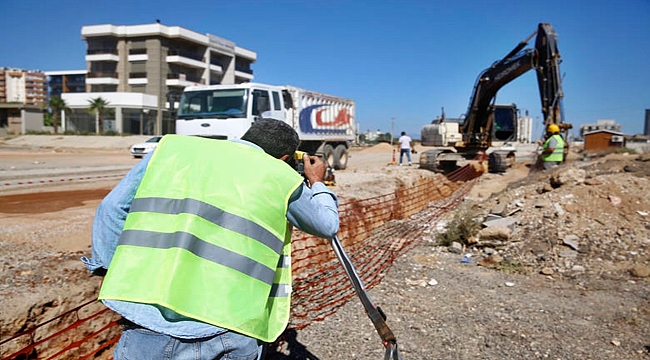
[488,150,515,173]
[418,149,461,173]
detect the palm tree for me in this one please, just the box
[47,96,70,134]
[87,97,110,135]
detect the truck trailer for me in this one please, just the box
[175,83,356,170]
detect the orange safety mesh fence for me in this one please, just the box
[0,299,121,360]
[288,176,471,330]
[1,167,481,360]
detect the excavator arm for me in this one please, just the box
[459,46,537,152]
[535,23,571,138]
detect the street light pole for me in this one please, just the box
[390,117,395,145]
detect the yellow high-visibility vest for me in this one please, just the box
[99,135,303,342]
[542,134,565,162]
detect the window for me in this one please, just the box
[209,90,246,115]
[272,91,281,110]
[282,90,294,110]
[252,89,270,116]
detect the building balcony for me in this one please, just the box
[235,66,253,75]
[166,73,203,87]
[86,54,120,62]
[235,70,254,81]
[168,49,203,61]
[86,48,119,62]
[128,54,148,62]
[209,64,223,73]
[86,72,119,85]
[166,50,206,69]
[128,72,148,85]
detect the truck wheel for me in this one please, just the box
[333,145,348,170]
[323,145,335,168]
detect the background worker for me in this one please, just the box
[398,131,414,166]
[539,123,565,170]
[82,119,339,360]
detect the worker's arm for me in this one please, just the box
[81,153,150,275]
[541,137,558,155]
[541,147,555,155]
[286,155,339,239]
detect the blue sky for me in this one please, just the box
[2,0,649,139]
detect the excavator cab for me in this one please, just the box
[493,104,518,142]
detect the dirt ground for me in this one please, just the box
[0,139,648,359]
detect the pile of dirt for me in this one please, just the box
[463,153,650,281]
[287,152,650,359]
[358,142,395,154]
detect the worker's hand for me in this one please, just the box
[536,140,543,146]
[302,155,326,186]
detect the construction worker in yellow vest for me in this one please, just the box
[540,123,565,170]
[82,119,340,359]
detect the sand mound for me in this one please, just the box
[358,142,395,154]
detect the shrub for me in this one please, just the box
[614,147,637,154]
[494,261,531,275]
[437,206,481,247]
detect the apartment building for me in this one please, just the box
[80,22,257,134]
[45,70,87,97]
[0,67,47,105]
[0,68,47,135]
[516,114,533,143]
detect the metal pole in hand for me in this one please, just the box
[329,235,404,360]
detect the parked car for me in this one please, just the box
[130,136,162,158]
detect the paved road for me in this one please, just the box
[0,146,140,192]
[0,136,539,193]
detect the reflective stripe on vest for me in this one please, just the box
[542,134,565,162]
[98,135,303,342]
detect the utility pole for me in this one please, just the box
[390,117,395,145]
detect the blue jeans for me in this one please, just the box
[400,148,411,164]
[114,326,263,360]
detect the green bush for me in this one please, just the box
[102,130,120,136]
[614,147,637,154]
[437,206,481,246]
[494,261,531,275]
